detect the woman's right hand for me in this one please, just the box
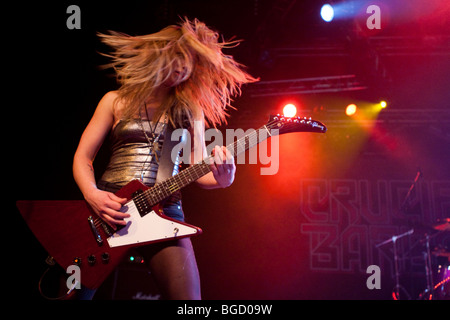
[85,189,129,230]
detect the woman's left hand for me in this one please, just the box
[209,145,236,188]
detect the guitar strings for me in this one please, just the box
[105,117,318,218]
[132,120,281,208]
[132,115,324,209]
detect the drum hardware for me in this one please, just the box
[418,233,434,300]
[376,218,449,300]
[431,218,450,232]
[376,229,414,300]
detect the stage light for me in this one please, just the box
[283,104,297,117]
[346,104,357,116]
[380,101,387,109]
[320,4,334,22]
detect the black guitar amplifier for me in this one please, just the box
[94,250,161,300]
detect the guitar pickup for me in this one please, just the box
[88,216,103,246]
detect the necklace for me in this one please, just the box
[138,104,167,182]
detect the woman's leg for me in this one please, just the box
[138,238,201,300]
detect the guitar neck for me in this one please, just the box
[143,125,272,206]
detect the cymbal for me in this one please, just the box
[432,218,450,231]
[432,249,450,258]
[432,247,450,262]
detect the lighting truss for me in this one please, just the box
[249,74,367,97]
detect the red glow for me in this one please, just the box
[346,104,357,116]
[283,104,297,117]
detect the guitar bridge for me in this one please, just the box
[88,216,103,246]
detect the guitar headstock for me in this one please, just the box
[266,114,327,135]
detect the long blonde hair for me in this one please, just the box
[98,17,258,128]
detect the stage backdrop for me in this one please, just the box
[182,117,450,300]
[10,1,450,300]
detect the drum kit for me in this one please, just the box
[376,217,450,300]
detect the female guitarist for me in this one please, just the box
[72,18,257,300]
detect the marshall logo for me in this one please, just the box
[132,291,161,300]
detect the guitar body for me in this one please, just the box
[16,180,202,290]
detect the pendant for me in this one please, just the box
[152,141,160,162]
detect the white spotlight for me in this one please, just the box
[320,4,334,22]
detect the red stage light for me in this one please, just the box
[283,104,297,117]
[346,104,357,116]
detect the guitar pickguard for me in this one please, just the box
[107,200,200,248]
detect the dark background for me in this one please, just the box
[9,0,449,300]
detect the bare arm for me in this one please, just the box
[73,91,128,228]
[191,116,236,189]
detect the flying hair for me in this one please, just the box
[98,17,258,128]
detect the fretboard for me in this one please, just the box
[140,125,271,207]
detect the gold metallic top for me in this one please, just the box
[100,119,180,187]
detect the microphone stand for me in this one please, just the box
[418,234,434,300]
[400,169,421,212]
[376,169,422,299]
[376,229,414,300]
